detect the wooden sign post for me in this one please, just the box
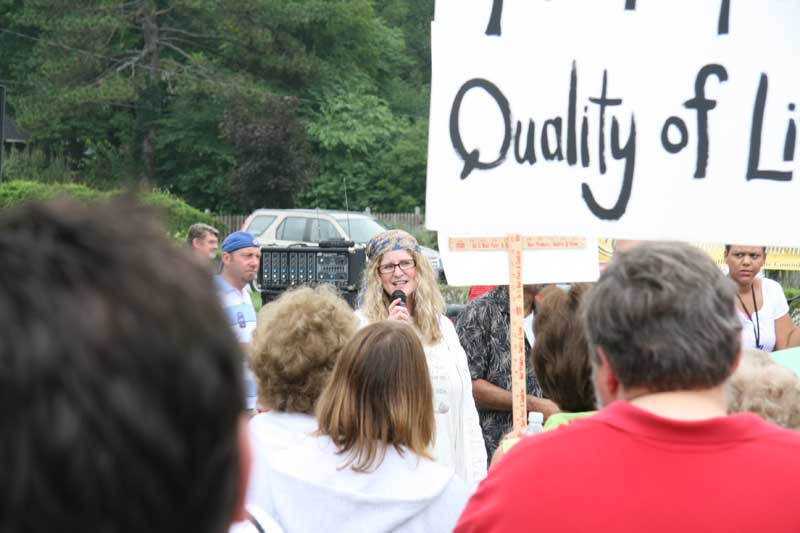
[449,235,586,431]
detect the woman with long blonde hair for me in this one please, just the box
[259,322,471,533]
[358,229,486,486]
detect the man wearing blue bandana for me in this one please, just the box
[215,231,261,411]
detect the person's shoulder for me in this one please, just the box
[438,313,457,332]
[762,277,788,299]
[495,416,603,471]
[761,277,787,298]
[747,415,800,446]
[214,274,235,295]
[353,309,370,328]
[458,289,504,322]
[761,277,790,314]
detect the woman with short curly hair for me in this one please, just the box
[358,229,487,486]
[246,284,358,509]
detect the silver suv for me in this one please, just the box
[241,209,443,279]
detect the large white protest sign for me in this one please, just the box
[427,1,799,248]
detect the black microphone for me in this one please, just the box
[390,290,407,307]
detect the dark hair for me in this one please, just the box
[724,244,766,254]
[0,198,244,533]
[582,241,741,391]
[532,284,596,411]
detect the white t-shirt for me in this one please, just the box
[737,278,789,352]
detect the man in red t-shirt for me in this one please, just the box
[455,242,800,533]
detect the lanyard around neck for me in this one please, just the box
[736,283,762,349]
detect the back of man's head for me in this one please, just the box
[0,199,244,533]
[582,241,741,393]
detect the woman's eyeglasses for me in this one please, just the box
[378,259,416,274]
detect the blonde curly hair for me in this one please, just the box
[360,248,445,346]
[250,284,359,413]
[727,348,800,430]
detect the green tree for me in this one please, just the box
[302,87,426,212]
[155,89,234,210]
[3,0,435,212]
[221,93,316,211]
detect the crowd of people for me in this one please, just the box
[4,198,800,533]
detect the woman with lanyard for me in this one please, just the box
[724,245,794,352]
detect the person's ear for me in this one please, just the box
[231,414,252,523]
[595,348,620,399]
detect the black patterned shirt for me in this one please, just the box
[455,286,542,460]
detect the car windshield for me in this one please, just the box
[245,214,277,236]
[332,215,387,243]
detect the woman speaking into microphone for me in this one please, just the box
[358,229,487,486]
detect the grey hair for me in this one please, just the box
[727,348,800,430]
[582,241,742,391]
[187,222,219,245]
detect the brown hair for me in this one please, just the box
[186,222,219,245]
[315,321,435,472]
[250,284,358,413]
[533,284,596,412]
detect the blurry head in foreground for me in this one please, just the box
[727,348,800,430]
[0,198,248,533]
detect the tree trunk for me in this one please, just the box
[140,8,159,186]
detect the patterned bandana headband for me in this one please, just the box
[366,229,420,261]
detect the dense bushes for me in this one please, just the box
[0,180,220,240]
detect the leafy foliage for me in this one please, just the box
[1,147,77,184]
[301,87,427,211]
[221,93,316,211]
[0,180,217,238]
[1,0,434,213]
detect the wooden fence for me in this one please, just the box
[214,214,248,233]
[369,211,425,231]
